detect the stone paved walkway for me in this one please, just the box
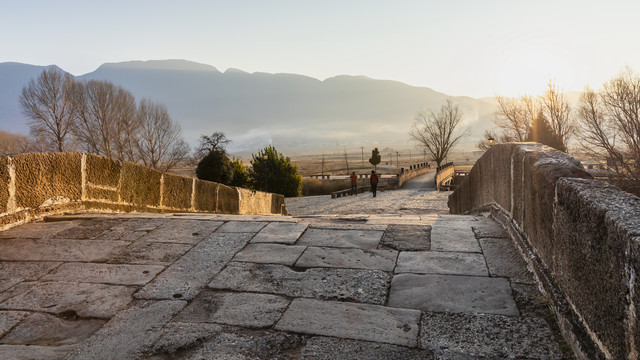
[0,172,570,359]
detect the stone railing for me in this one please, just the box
[448,143,640,360]
[435,162,455,190]
[0,153,286,230]
[397,162,431,188]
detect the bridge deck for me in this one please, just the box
[0,171,569,359]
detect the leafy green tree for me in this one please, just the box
[196,149,233,184]
[230,157,250,188]
[369,148,381,170]
[249,146,302,197]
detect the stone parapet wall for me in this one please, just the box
[397,163,431,188]
[0,153,286,230]
[448,143,640,359]
[435,163,454,191]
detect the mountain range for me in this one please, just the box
[0,60,497,154]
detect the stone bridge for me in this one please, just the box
[0,147,637,358]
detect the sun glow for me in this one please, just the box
[492,46,574,97]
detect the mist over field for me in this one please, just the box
[0,60,497,155]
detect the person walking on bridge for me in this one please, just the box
[350,171,358,195]
[370,170,379,197]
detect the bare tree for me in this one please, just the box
[0,130,35,155]
[494,96,532,142]
[19,68,79,152]
[74,80,138,161]
[193,131,231,161]
[136,99,190,172]
[410,99,468,167]
[577,68,640,193]
[540,81,574,152]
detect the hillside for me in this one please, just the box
[0,60,497,153]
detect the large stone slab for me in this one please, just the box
[0,262,60,282]
[0,312,104,345]
[295,247,397,271]
[250,222,308,244]
[175,290,290,327]
[149,322,305,359]
[275,298,421,347]
[0,344,76,359]
[41,263,165,285]
[232,243,306,266]
[49,219,126,240]
[0,238,131,262]
[0,281,136,318]
[107,241,193,265]
[430,225,481,252]
[296,228,383,249]
[65,300,185,360]
[0,311,29,338]
[216,221,268,233]
[388,273,519,316]
[380,224,431,251]
[138,219,223,244]
[209,262,390,305]
[0,220,82,239]
[420,311,562,359]
[301,336,434,360]
[135,233,252,300]
[93,218,165,241]
[395,251,488,276]
[479,238,535,284]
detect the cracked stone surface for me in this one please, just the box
[209,262,391,305]
[380,224,431,251]
[0,172,570,359]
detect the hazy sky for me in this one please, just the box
[2,0,638,98]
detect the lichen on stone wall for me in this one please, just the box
[86,154,121,187]
[0,157,9,213]
[119,162,161,207]
[12,153,82,209]
[162,173,192,210]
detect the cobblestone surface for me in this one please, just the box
[0,171,570,359]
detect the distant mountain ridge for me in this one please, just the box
[0,59,496,153]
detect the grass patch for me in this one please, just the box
[302,178,351,196]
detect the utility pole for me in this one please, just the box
[344,148,349,173]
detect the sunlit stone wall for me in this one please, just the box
[449,143,640,360]
[0,153,286,230]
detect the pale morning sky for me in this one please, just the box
[1,0,638,98]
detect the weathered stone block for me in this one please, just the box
[522,147,591,269]
[271,193,286,215]
[554,178,639,359]
[86,154,121,187]
[216,184,239,214]
[13,153,82,209]
[0,157,9,214]
[238,188,271,215]
[119,162,161,207]
[162,173,192,210]
[193,179,218,212]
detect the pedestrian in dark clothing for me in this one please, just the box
[350,171,358,195]
[370,170,379,197]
